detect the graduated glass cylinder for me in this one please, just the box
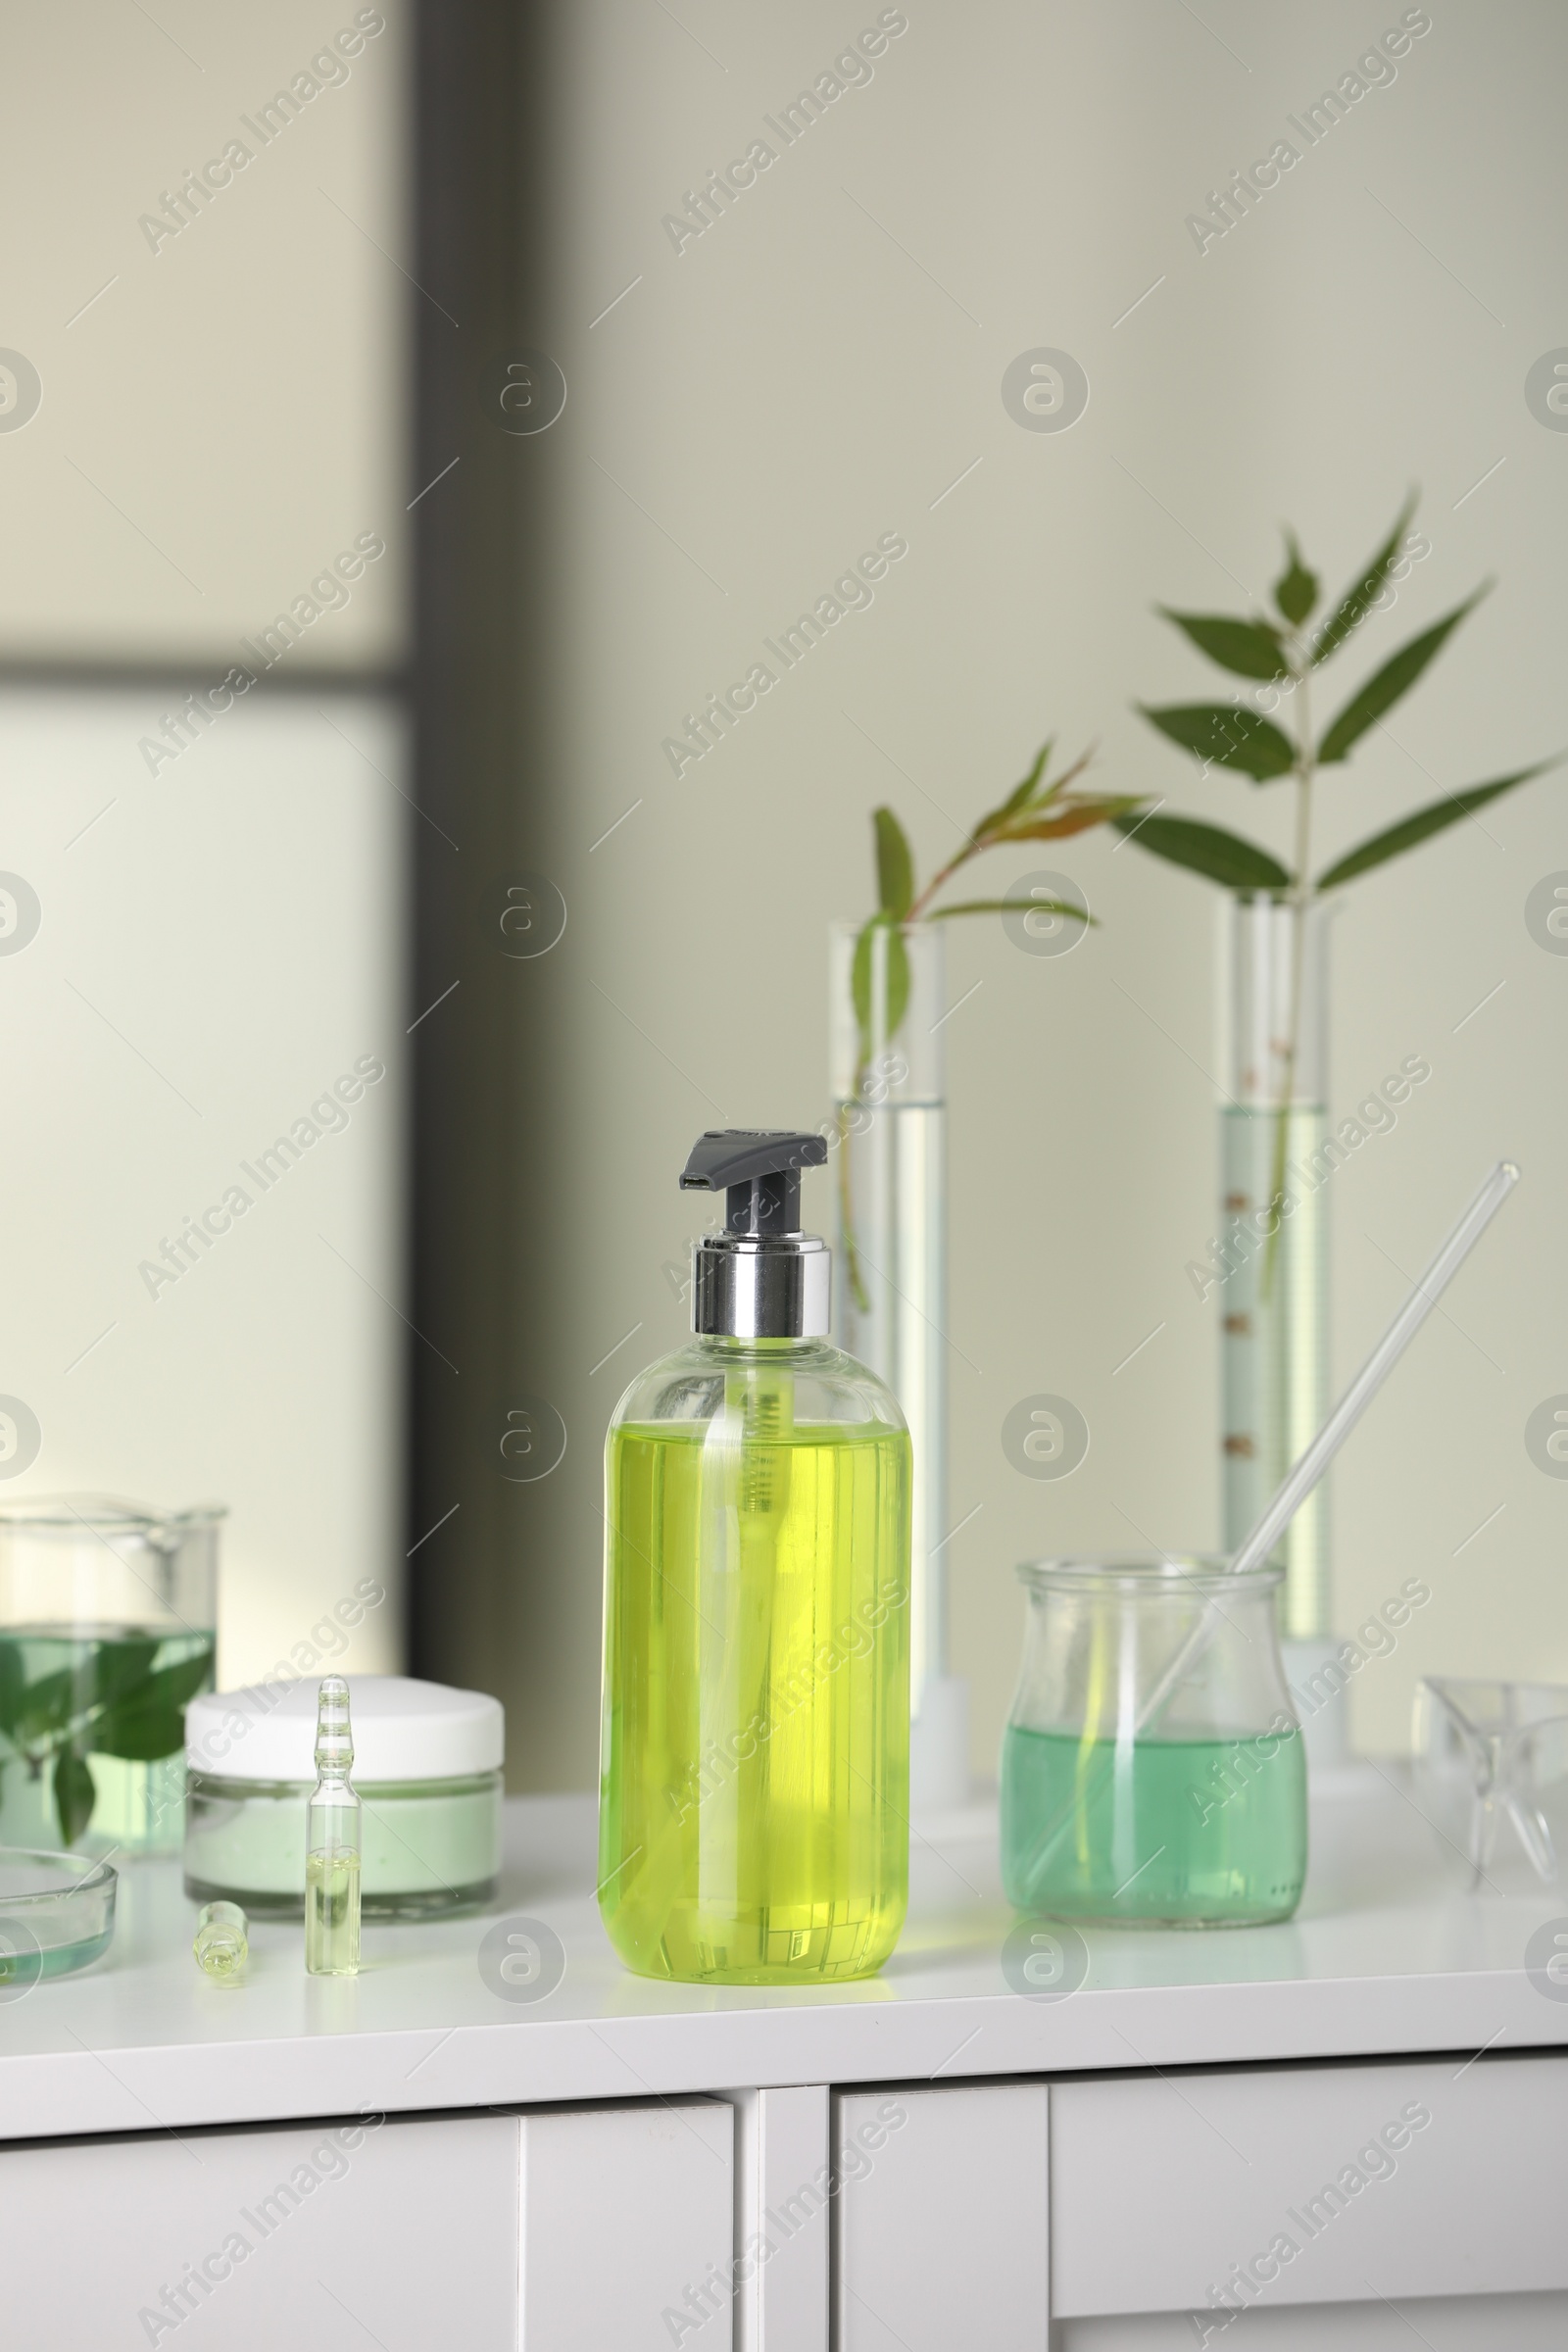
[0,1497,220,1855]
[1001,1557,1306,1927]
[828,919,946,1713]
[1218,897,1332,1642]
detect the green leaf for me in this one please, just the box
[83,1638,162,1716]
[872,807,914,921]
[883,924,909,1048]
[1111,813,1292,892]
[850,913,911,1064]
[1317,588,1490,763]
[12,1669,79,1749]
[1315,761,1564,890]
[0,1646,26,1741]
[89,1648,214,1763]
[928,898,1097,925]
[92,1702,188,1762]
[1310,491,1419,665]
[971,741,1054,842]
[1158,610,1287,682]
[1138,704,1296,781]
[53,1747,96,1848]
[851,916,875,1069]
[991,794,1147,842]
[1273,533,1318,627]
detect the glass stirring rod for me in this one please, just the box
[1138,1158,1522,1737]
[305,1676,362,1977]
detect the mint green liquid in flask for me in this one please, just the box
[600,1131,911,1984]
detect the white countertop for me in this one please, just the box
[2,1769,1563,2144]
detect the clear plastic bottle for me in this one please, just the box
[305,1677,361,1976]
[600,1132,911,1985]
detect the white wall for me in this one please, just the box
[517,0,1568,1778]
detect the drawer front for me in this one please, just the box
[1055,2288,1568,2350]
[1052,2052,1568,2318]
[520,2098,734,2350]
[834,2082,1050,2350]
[0,2110,518,2351]
[0,2096,735,2352]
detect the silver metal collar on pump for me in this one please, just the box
[679,1129,832,1340]
[692,1232,830,1339]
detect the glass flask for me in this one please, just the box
[0,1496,221,1855]
[600,1130,911,1985]
[1001,1557,1306,1928]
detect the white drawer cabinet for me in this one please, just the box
[0,2098,733,2351]
[1052,2050,1568,2320]
[828,2055,1568,2351]
[7,1793,1568,2348]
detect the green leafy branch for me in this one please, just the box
[839,745,1143,1306]
[851,742,1141,1078]
[1115,492,1561,900]
[1115,494,1563,1286]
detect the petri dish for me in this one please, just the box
[0,1848,117,1991]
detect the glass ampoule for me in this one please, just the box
[305,1676,361,1976]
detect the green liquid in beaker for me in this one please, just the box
[1000,1724,1306,1927]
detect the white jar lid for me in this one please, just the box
[186,1674,504,1782]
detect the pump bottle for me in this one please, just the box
[599,1130,911,1984]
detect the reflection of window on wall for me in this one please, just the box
[0,2,410,1690]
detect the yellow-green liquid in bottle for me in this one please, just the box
[600,1405,910,1984]
[305,1848,362,1976]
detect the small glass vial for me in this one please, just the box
[193,1900,248,1980]
[305,1677,361,1976]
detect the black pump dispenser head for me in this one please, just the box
[679,1130,827,1236]
[679,1130,831,1337]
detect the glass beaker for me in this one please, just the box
[1000,1557,1306,1928]
[0,1497,221,1855]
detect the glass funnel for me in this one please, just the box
[0,1496,221,1855]
[1001,1556,1306,1927]
[1412,1678,1568,1887]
